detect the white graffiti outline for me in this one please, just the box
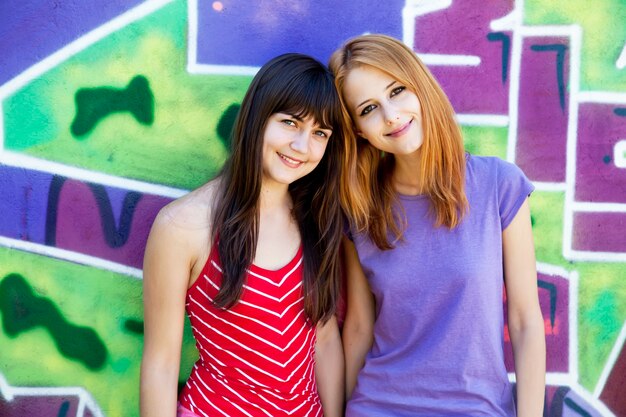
[0,0,186,278]
[0,236,142,279]
[455,114,509,126]
[0,0,185,197]
[0,151,186,199]
[569,382,617,417]
[617,43,626,70]
[0,0,174,99]
[403,0,482,66]
[505,0,524,165]
[0,372,104,417]
[506,263,580,386]
[495,5,626,262]
[614,140,626,169]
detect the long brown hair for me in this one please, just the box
[329,34,468,249]
[211,53,348,324]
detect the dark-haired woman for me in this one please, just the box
[140,53,348,417]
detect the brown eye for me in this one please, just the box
[360,104,376,116]
[390,86,405,97]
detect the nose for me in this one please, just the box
[383,106,399,125]
[290,130,309,154]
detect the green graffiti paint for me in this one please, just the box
[0,273,108,370]
[123,318,144,335]
[3,0,246,190]
[216,103,241,151]
[586,290,621,337]
[525,0,626,91]
[70,75,154,138]
[461,126,508,159]
[111,357,132,373]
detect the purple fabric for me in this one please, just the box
[347,155,534,417]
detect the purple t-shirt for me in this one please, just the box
[347,155,534,417]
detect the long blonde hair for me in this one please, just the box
[329,34,468,249]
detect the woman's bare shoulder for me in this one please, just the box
[157,178,221,234]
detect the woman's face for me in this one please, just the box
[342,65,424,156]
[261,112,332,188]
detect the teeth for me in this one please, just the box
[279,153,302,165]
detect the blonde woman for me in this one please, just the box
[330,34,545,416]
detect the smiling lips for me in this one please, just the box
[277,152,305,168]
[386,119,413,138]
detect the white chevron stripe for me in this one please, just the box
[192,331,313,388]
[190,311,313,368]
[247,257,303,287]
[226,374,301,402]
[187,397,210,417]
[208,375,275,417]
[191,380,229,417]
[209,257,303,288]
[197,374,262,417]
[185,252,321,416]
[194,287,304,333]
[305,363,316,395]
[189,295,308,351]
[203,373,318,417]
[241,279,302,302]
[255,389,312,415]
[192,349,318,414]
[192,327,315,383]
[289,357,316,395]
[226,342,316,392]
[237,297,303,319]
[201,279,305,318]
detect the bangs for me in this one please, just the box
[274,71,341,130]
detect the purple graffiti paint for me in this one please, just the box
[411,0,513,114]
[504,271,570,373]
[195,0,404,67]
[0,0,144,85]
[515,37,570,183]
[573,212,626,253]
[0,395,79,417]
[576,103,626,204]
[600,340,626,416]
[0,165,51,243]
[54,180,172,269]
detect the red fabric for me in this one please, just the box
[179,245,322,417]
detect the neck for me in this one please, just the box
[259,181,292,211]
[392,150,424,195]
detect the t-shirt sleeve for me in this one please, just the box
[497,159,534,230]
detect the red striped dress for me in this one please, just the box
[178,244,322,417]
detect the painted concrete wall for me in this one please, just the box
[0,1,624,416]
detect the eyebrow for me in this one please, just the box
[286,113,304,122]
[355,80,397,109]
[285,112,333,130]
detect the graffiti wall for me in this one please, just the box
[0,0,624,416]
